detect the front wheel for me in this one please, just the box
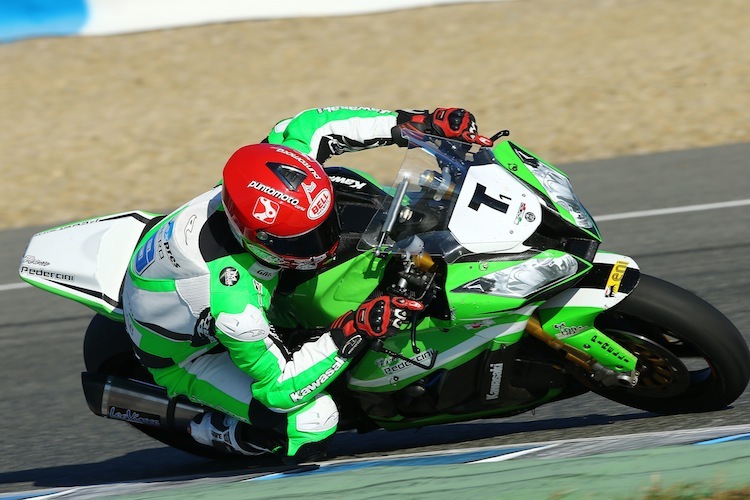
[593,274,750,414]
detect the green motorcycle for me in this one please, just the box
[19,129,750,456]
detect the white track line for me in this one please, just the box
[594,198,750,222]
[3,198,749,293]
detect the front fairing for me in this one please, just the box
[493,141,601,241]
[357,130,601,263]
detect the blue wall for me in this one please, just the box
[1,0,88,42]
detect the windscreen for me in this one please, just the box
[357,131,542,262]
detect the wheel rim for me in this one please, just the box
[604,328,694,398]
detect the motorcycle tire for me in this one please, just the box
[593,274,750,414]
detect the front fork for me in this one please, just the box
[526,314,639,387]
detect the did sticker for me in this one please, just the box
[220,267,240,286]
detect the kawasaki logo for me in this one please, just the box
[289,357,346,402]
[485,362,503,400]
[329,175,366,190]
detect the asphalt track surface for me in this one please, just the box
[1,142,750,497]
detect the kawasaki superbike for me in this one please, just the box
[19,129,750,458]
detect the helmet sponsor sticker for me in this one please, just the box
[308,188,332,220]
[272,146,322,180]
[248,180,301,206]
[219,267,240,287]
[252,196,280,224]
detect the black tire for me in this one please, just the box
[83,314,135,373]
[593,274,750,414]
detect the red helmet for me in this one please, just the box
[222,143,339,270]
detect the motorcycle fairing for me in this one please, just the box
[447,162,541,255]
[19,211,160,321]
[535,251,641,371]
[347,253,641,396]
[493,141,601,242]
[346,305,537,392]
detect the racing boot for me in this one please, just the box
[189,412,282,457]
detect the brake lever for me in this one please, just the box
[409,310,421,354]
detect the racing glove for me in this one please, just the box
[330,295,424,358]
[393,108,493,146]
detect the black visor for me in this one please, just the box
[261,210,341,259]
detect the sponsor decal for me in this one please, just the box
[316,106,390,114]
[192,308,217,346]
[219,267,240,286]
[249,262,279,281]
[329,175,367,190]
[590,332,632,363]
[158,220,180,269]
[22,255,50,266]
[135,234,157,274]
[271,147,321,180]
[248,181,301,206]
[19,266,74,282]
[485,362,503,400]
[184,214,197,245]
[108,406,161,426]
[375,349,437,375]
[340,335,364,358]
[464,319,495,330]
[252,196,280,224]
[163,219,175,240]
[308,189,331,220]
[250,245,284,266]
[291,251,331,270]
[525,212,536,222]
[554,322,586,339]
[290,357,346,402]
[514,202,527,225]
[604,260,629,297]
[36,217,97,235]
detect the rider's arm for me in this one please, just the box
[265,106,400,163]
[208,255,350,411]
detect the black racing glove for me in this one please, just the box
[330,295,424,358]
[393,108,493,146]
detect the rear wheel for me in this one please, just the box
[594,275,750,414]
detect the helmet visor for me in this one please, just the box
[259,209,340,259]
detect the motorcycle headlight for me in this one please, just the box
[455,254,579,298]
[530,164,595,229]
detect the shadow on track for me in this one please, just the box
[1,411,655,492]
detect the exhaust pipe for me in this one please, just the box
[81,371,204,431]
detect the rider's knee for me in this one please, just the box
[293,393,339,434]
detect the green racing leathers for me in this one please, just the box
[122,107,402,457]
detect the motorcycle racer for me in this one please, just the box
[122,106,486,462]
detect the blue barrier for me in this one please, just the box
[1,0,87,42]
